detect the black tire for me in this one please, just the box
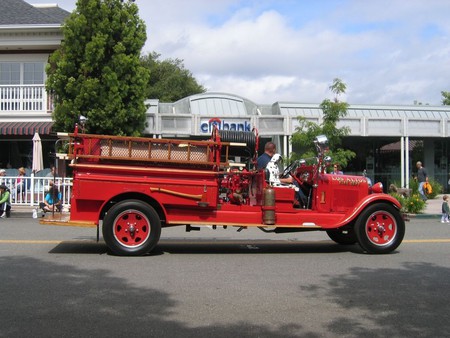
[326,228,357,245]
[103,200,161,256]
[355,203,405,254]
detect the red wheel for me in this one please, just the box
[355,203,405,254]
[113,209,151,247]
[103,200,161,256]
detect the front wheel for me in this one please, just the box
[355,203,405,254]
[103,200,161,256]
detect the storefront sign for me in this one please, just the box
[200,118,251,133]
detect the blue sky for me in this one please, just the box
[31,0,450,105]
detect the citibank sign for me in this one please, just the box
[200,118,251,133]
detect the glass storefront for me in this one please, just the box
[339,137,450,193]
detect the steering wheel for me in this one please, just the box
[281,160,299,178]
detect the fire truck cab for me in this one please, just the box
[41,126,405,256]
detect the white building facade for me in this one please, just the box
[0,0,68,169]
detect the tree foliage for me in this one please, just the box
[291,78,356,168]
[442,91,450,105]
[46,0,149,136]
[140,52,206,102]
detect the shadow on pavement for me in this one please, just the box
[0,256,307,337]
[302,262,450,337]
[49,239,359,255]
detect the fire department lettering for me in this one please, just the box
[331,176,366,186]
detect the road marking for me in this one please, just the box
[403,239,450,243]
[0,240,81,244]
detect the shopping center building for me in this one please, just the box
[145,93,450,191]
[2,0,450,191]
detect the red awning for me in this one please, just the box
[0,121,53,135]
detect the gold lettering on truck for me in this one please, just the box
[331,176,366,186]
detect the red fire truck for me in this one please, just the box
[41,126,406,256]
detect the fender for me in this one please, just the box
[337,193,402,227]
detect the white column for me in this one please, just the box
[288,136,292,157]
[401,137,405,188]
[283,135,288,158]
[405,136,410,188]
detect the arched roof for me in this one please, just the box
[172,92,260,116]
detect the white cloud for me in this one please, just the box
[34,0,450,105]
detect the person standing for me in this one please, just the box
[14,167,27,202]
[416,161,429,201]
[46,165,58,178]
[0,169,6,185]
[441,195,449,223]
[331,163,343,175]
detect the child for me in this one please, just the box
[441,195,449,223]
[39,184,62,213]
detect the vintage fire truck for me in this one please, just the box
[41,126,406,256]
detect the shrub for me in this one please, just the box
[405,193,427,214]
[409,179,418,194]
[407,178,441,199]
[390,192,407,210]
[389,192,426,214]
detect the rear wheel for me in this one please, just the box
[326,228,357,245]
[355,203,405,254]
[103,200,161,256]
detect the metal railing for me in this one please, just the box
[0,84,50,112]
[1,176,72,208]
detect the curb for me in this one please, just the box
[407,213,441,219]
[9,207,36,219]
[9,207,66,219]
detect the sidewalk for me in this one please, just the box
[416,194,444,219]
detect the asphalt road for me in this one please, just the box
[0,217,449,337]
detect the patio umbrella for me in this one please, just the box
[32,132,43,173]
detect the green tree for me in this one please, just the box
[442,91,450,105]
[46,0,149,136]
[141,52,206,102]
[291,78,356,168]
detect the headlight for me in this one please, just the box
[371,182,383,193]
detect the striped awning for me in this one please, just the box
[0,121,53,135]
